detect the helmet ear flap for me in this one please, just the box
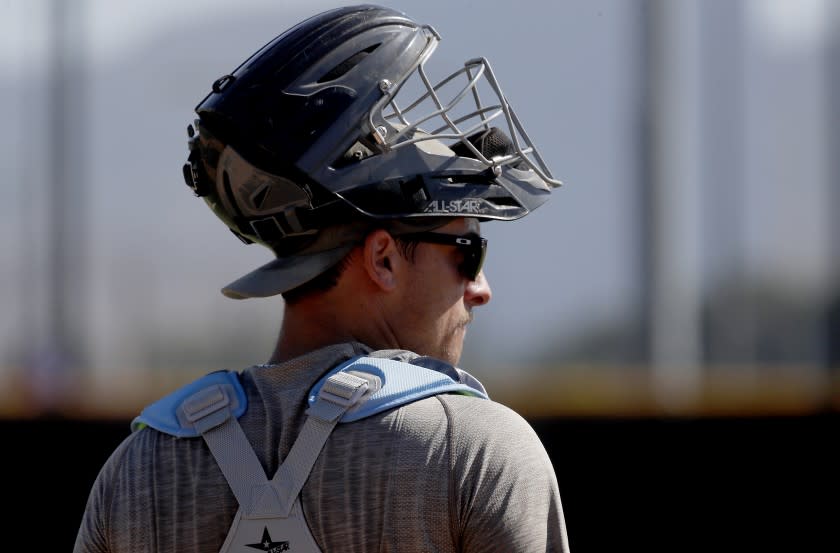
[182,120,255,246]
[183,123,213,197]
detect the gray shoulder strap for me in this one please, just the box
[189,370,369,553]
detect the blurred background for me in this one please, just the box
[1,0,838,551]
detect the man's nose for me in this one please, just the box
[465,270,492,307]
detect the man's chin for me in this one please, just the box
[441,340,465,366]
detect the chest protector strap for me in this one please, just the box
[132,355,488,553]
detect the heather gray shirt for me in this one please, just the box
[74,342,570,552]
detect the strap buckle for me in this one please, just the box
[182,384,232,433]
[307,372,369,422]
[319,372,369,408]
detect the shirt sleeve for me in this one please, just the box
[439,395,571,553]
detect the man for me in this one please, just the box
[75,4,569,552]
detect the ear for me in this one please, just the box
[362,229,400,291]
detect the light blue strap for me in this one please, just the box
[130,369,264,511]
[131,370,247,437]
[308,356,489,423]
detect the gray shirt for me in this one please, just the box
[74,342,570,552]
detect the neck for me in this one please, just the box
[269,301,352,364]
[268,289,398,364]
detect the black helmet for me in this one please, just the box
[183,4,562,298]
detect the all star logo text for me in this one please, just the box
[423,199,485,214]
[246,527,290,552]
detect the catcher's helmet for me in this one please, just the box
[183,4,562,298]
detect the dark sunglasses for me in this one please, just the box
[398,231,488,281]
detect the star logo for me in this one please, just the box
[245,527,290,552]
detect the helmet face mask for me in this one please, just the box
[318,48,563,221]
[183,4,562,297]
[372,50,562,188]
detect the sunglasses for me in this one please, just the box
[398,231,488,281]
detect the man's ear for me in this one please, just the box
[362,229,399,291]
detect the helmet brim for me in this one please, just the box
[221,217,451,299]
[221,244,356,299]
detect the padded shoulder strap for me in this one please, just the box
[307,355,489,423]
[131,370,247,438]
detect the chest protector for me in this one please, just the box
[131,355,489,553]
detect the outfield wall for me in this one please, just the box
[5,413,836,553]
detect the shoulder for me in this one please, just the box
[432,394,558,492]
[100,419,208,479]
[372,392,547,463]
[436,393,548,453]
[433,396,568,550]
